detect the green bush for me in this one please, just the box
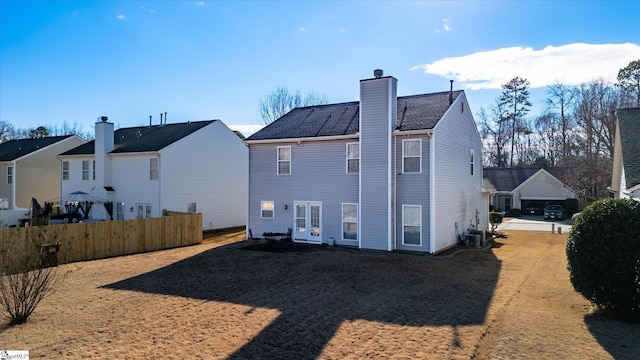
[566,198,640,322]
[506,208,521,217]
[489,212,503,233]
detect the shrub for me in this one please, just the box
[489,212,503,233]
[506,208,521,217]
[0,241,62,326]
[566,198,640,322]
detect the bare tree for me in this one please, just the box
[0,120,16,143]
[617,59,640,107]
[477,102,510,167]
[257,86,328,125]
[498,76,532,167]
[545,82,577,159]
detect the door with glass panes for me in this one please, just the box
[293,202,322,244]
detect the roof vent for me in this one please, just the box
[98,116,108,122]
[374,69,383,78]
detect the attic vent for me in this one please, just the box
[374,69,383,78]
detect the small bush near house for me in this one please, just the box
[566,198,640,322]
[489,212,503,233]
[0,239,62,326]
[506,208,521,217]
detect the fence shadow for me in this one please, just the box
[103,244,501,359]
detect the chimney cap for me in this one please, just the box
[374,69,383,78]
[97,116,108,122]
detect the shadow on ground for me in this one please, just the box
[585,313,640,360]
[102,242,501,359]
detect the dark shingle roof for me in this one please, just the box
[0,135,74,161]
[60,120,215,156]
[617,108,640,188]
[246,91,462,141]
[483,167,571,192]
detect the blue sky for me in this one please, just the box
[1,1,639,136]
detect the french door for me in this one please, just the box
[294,202,322,244]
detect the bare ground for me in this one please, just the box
[2,230,638,359]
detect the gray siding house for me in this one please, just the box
[611,107,640,201]
[245,70,486,254]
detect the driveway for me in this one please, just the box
[497,215,573,232]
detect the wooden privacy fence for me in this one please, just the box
[0,214,202,269]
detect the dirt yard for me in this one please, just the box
[2,229,638,359]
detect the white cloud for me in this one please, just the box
[411,43,640,89]
[435,18,451,33]
[299,27,305,32]
[116,14,125,20]
[195,1,205,6]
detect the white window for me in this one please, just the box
[261,201,274,218]
[82,160,90,180]
[470,149,475,176]
[277,146,291,175]
[188,202,197,213]
[403,139,421,173]
[7,166,13,184]
[342,203,358,240]
[116,202,124,220]
[62,161,69,180]
[402,205,421,246]
[150,158,158,180]
[92,160,96,180]
[346,143,359,174]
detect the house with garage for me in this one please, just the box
[245,70,486,254]
[58,117,247,230]
[0,135,86,211]
[483,167,577,215]
[611,107,640,201]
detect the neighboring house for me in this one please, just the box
[245,70,485,254]
[58,117,247,230]
[483,167,577,213]
[611,108,640,201]
[0,135,86,210]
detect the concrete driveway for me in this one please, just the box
[497,215,573,232]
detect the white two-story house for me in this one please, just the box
[245,70,486,254]
[58,117,248,230]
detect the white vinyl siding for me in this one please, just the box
[346,143,359,174]
[277,146,291,175]
[7,166,13,184]
[150,158,158,180]
[342,203,358,240]
[261,201,274,218]
[62,161,69,180]
[403,139,421,173]
[82,160,90,180]
[403,205,421,246]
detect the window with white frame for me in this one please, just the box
[62,161,69,180]
[470,149,475,176]
[402,205,421,245]
[342,203,358,240]
[137,203,152,219]
[116,202,124,220]
[7,166,13,184]
[346,143,359,174]
[150,158,158,180]
[82,160,90,180]
[403,139,421,173]
[277,146,291,175]
[92,160,96,180]
[261,201,274,218]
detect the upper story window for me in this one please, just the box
[347,143,359,174]
[7,166,13,184]
[82,160,90,180]
[470,149,475,176]
[62,161,69,180]
[150,158,158,180]
[277,146,291,175]
[92,160,96,180]
[402,139,421,173]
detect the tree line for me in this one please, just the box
[478,60,640,201]
[0,121,93,142]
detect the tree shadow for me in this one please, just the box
[102,244,501,359]
[584,312,640,359]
